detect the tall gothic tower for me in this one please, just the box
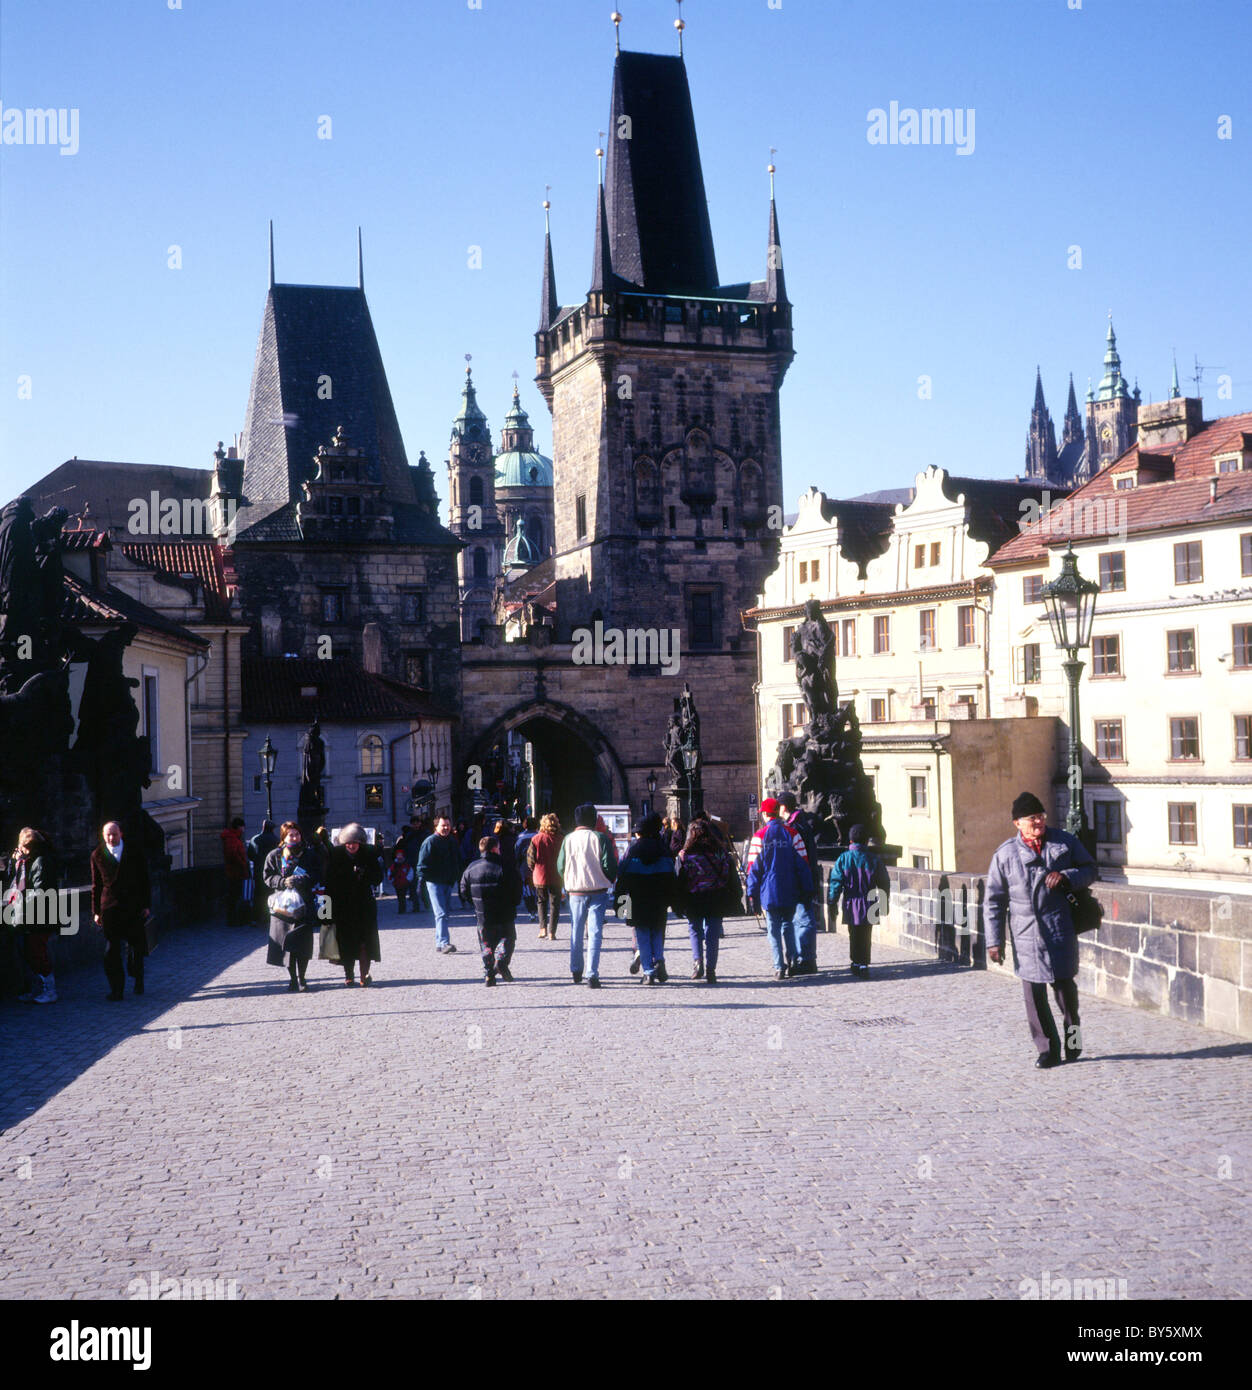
[446,367,504,640]
[534,48,793,644]
[1024,367,1058,483]
[1085,317,1139,477]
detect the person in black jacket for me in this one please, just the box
[324,823,384,986]
[5,827,59,1003]
[246,820,278,925]
[459,835,523,985]
[615,814,677,985]
[90,821,151,1001]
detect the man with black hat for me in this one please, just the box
[827,824,891,976]
[985,792,1097,1069]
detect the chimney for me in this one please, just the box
[1137,395,1203,449]
[362,622,383,674]
[1210,477,1218,504]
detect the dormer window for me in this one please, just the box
[1113,475,1135,490]
[1216,455,1243,474]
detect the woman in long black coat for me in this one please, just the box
[324,823,383,986]
[264,821,320,991]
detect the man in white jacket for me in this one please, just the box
[555,803,618,988]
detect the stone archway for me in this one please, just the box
[461,699,629,825]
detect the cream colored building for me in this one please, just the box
[988,399,1252,888]
[746,468,1059,870]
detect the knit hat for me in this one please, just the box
[848,824,867,844]
[1011,792,1046,820]
[759,798,779,818]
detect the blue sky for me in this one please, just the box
[2,0,1248,508]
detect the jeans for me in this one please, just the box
[479,921,517,973]
[792,899,818,966]
[763,905,798,972]
[636,925,667,976]
[536,884,561,937]
[426,881,453,948]
[568,891,608,978]
[687,916,723,971]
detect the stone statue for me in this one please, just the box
[791,598,837,719]
[663,707,685,787]
[679,681,701,782]
[0,497,40,689]
[300,720,326,814]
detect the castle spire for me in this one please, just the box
[1170,351,1181,400]
[268,219,275,289]
[1095,314,1129,400]
[1062,372,1083,447]
[1033,365,1047,413]
[765,156,788,307]
[590,146,612,298]
[539,194,558,333]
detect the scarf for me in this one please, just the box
[1020,832,1044,857]
[108,841,124,862]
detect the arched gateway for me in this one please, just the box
[461,700,629,828]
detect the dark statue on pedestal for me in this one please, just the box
[662,682,703,822]
[298,720,327,830]
[765,599,882,850]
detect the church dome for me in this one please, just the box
[503,516,542,569]
[495,449,554,489]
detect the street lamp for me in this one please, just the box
[1042,544,1099,843]
[646,769,657,797]
[259,735,278,825]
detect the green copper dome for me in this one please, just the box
[495,448,553,489]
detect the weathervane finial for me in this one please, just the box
[675,0,685,57]
[611,10,622,54]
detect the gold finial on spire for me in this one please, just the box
[596,132,605,185]
[611,10,622,53]
[675,0,685,56]
[768,147,777,199]
[543,183,552,229]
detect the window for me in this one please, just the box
[722,506,729,532]
[1242,534,1252,578]
[1234,623,1252,669]
[782,625,795,662]
[930,541,941,566]
[142,671,160,775]
[469,475,484,506]
[1093,802,1123,845]
[668,505,676,531]
[1114,476,1135,490]
[914,543,926,569]
[1014,643,1042,684]
[1236,715,1252,760]
[957,605,976,647]
[909,775,928,811]
[873,615,890,654]
[576,494,588,539]
[1095,719,1124,761]
[404,651,429,688]
[360,735,384,775]
[1236,806,1252,848]
[811,559,821,581]
[1167,630,1197,674]
[954,693,977,716]
[911,854,931,870]
[1173,541,1202,584]
[345,496,361,516]
[781,703,803,738]
[1092,634,1121,677]
[472,547,488,579]
[1023,575,1044,604]
[918,697,937,720]
[840,618,856,658]
[688,587,718,648]
[870,697,887,723]
[401,591,425,624]
[1099,552,1126,592]
[919,609,936,651]
[1217,457,1241,474]
[1168,802,1197,845]
[798,561,807,584]
[1169,717,1200,760]
[364,783,384,811]
[320,589,345,624]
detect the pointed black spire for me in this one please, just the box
[590,176,612,297]
[765,161,788,307]
[1033,366,1047,413]
[357,226,364,291]
[1025,368,1058,483]
[1062,373,1083,447]
[268,219,275,289]
[539,199,558,333]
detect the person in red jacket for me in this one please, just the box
[526,812,564,941]
[220,818,248,926]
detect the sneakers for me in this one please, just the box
[496,963,513,982]
[438,943,457,954]
[298,980,309,992]
[34,974,57,1004]
[646,973,661,986]
[628,952,641,975]
[587,976,601,989]
[691,962,704,981]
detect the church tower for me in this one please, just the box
[447,366,504,640]
[535,47,793,642]
[1024,368,1058,483]
[1085,317,1139,477]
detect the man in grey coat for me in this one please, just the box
[985,791,1097,1069]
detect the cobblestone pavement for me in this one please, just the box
[1,899,1249,1300]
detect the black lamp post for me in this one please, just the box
[1042,545,1099,844]
[426,762,439,813]
[259,735,278,825]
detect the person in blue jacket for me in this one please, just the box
[614,814,676,985]
[745,798,814,981]
[827,825,891,977]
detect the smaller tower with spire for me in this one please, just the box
[1024,367,1059,483]
[1084,316,1138,476]
[447,363,505,640]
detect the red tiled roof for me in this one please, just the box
[987,410,1252,567]
[117,540,233,621]
[241,657,457,724]
[59,527,111,552]
[61,574,208,648]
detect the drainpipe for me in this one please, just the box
[933,738,946,871]
[185,648,210,864]
[389,722,421,823]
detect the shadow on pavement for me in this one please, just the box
[0,922,260,1136]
